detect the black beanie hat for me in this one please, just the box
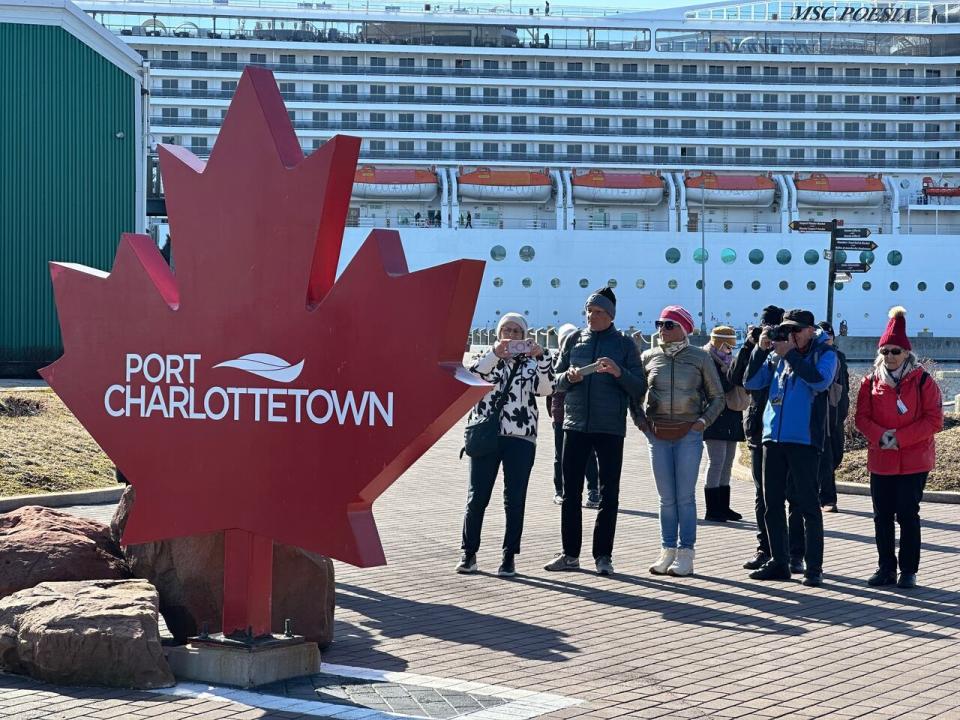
[597,287,617,305]
[761,305,785,326]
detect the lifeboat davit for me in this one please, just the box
[795,173,885,207]
[458,168,552,202]
[922,176,960,197]
[684,172,776,207]
[571,170,664,205]
[352,166,438,200]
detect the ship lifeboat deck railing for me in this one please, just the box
[344,217,559,230]
[152,88,960,116]
[147,59,960,89]
[904,222,960,235]
[582,220,670,231]
[150,116,960,144]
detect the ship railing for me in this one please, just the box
[463,218,558,230]
[904,223,960,236]
[145,59,960,89]
[698,222,778,233]
[582,220,670,231]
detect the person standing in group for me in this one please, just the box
[815,321,850,513]
[855,307,942,590]
[544,287,645,576]
[457,313,555,577]
[701,325,747,523]
[730,306,784,570]
[549,323,599,507]
[636,306,725,577]
[744,309,838,587]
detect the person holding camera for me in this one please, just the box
[636,306,725,577]
[730,306,784,569]
[855,307,942,589]
[701,325,747,523]
[548,323,599,507]
[457,313,555,577]
[544,287,645,576]
[744,309,838,586]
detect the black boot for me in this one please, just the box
[720,485,743,522]
[704,487,726,521]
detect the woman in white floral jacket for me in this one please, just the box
[457,312,556,578]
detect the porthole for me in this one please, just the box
[918,281,927,291]
[776,249,792,265]
[835,249,848,264]
[834,283,844,291]
[807,281,816,290]
[748,249,764,264]
[579,278,589,288]
[860,250,875,265]
[493,277,504,287]
[723,280,733,289]
[551,278,561,288]
[721,248,736,264]
[862,281,872,291]
[668,279,678,289]
[804,250,819,265]
[751,280,761,290]
[607,279,617,289]
[947,282,955,292]
[490,245,506,261]
[519,245,535,262]
[665,247,681,264]
[779,280,789,290]
[522,277,532,288]
[693,248,709,264]
[636,279,646,289]
[887,250,902,266]
[890,281,899,291]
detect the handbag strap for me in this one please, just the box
[490,357,523,421]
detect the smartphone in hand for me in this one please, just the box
[507,340,533,356]
[579,361,602,376]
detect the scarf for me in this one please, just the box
[877,354,918,389]
[661,338,689,357]
[706,342,733,369]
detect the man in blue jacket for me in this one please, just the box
[544,287,646,576]
[744,309,838,586]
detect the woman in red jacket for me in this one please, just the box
[855,307,943,589]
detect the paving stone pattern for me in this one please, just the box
[8,406,960,719]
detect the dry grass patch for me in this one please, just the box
[0,390,116,497]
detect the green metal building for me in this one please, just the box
[0,0,146,376]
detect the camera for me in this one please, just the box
[769,325,793,342]
[507,339,532,355]
[750,326,762,343]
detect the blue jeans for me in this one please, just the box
[646,429,704,550]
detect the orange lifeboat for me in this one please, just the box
[571,170,664,205]
[458,167,552,202]
[352,166,438,200]
[794,173,885,207]
[684,172,776,207]
[922,176,960,197]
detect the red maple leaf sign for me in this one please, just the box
[41,67,488,569]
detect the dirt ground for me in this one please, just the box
[0,390,115,497]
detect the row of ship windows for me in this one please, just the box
[155,78,957,106]
[156,105,960,135]
[490,277,956,293]
[163,134,952,161]
[489,245,904,267]
[147,50,958,80]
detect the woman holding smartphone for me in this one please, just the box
[457,313,555,577]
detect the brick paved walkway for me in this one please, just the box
[3,415,960,719]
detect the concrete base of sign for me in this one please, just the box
[165,640,321,688]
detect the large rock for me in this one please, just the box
[112,487,335,646]
[0,579,175,688]
[0,506,129,597]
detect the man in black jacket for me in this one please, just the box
[815,321,849,512]
[544,287,646,576]
[729,305,783,570]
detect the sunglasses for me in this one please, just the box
[879,348,903,356]
[655,320,678,330]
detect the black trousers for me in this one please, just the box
[749,444,771,555]
[561,431,624,559]
[461,436,536,556]
[871,472,927,574]
[553,423,598,496]
[818,439,838,506]
[763,442,823,574]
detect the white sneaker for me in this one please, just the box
[667,548,695,577]
[649,548,677,575]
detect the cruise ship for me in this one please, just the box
[80,0,960,336]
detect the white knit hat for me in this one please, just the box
[496,312,528,335]
[557,323,578,347]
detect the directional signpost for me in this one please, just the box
[789,218,875,324]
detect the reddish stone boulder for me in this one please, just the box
[0,579,175,688]
[0,506,129,597]
[112,487,335,646]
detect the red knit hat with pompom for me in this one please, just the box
[878,306,911,351]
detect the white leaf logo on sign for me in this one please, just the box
[213,353,306,383]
